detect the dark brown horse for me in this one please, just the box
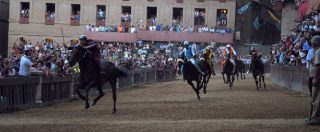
[222,56,235,89]
[251,53,266,90]
[235,57,246,80]
[68,45,127,114]
[199,55,213,94]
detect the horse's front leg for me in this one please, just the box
[110,77,117,114]
[253,75,259,91]
[222,73,227,83]
[258,75,262,88]
[262,75,266,88]
[202,75,207,94]
[85,88,90,109]
[92,85,104,107]
[76,83,87,101]
[187,80,200,100]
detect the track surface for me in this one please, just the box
[0,75,319,132]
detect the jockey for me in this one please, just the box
[202,46,216,75]
[223,44,237,58]
[180,41,205,76]
[222,44,236,72]
[79,35,103,74]
[248,47,262,73]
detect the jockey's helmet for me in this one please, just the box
[206,46,211,50]
[79,35,87,41]
[226,44,231,48]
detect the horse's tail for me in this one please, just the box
[116,68,127,78]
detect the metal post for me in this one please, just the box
[36,76,43,105]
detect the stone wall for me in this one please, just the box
[8,0,236,55]
[280,2,297,38]
[0,0,9,57]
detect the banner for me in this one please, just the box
[267,10,281,23]
[253,16,259,30]
[237,2,251,14]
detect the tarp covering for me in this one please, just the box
[307,0,320,14]
[298,0,308,20]
[86,31,234,43]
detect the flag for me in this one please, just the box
[253,16,259,30]
[267,10,281,23]
[237,2,251,14]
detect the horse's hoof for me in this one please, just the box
[92,101,96,106]
[85,103,90,109]
[112,110,116,114]
[203,90,207,94]
[197,97,201,100]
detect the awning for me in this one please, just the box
[85,31,234,43]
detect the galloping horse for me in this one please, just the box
[68,45,127,114]
[178,53,204,100]
[221,55,235,89]
[251,53,266,90]
[235,57,246,80]
[199,55,214,94]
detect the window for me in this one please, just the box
[71,4,81,26]
[96,5,106,26]
[194,8,205,25]
[147,7,157,26]
[121,6,131,22]
[176,0,183,3]
[216,9,228,27]
[45,3,55,25]
[173,8,183,21]
[20,2,30,24]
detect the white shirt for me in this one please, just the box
[18,55,33,76]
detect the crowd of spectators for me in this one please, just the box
[46,11,55,20]
[1,38,204,78]
[271,9,320,68]
[71,11,80,21]
[85,22,232,34]
[20,9,29,18]
[97,9,105,21]
[121,13,132,22]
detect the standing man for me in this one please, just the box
[306,35,320,125]
[18,49,33,77]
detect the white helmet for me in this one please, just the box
[226,44,231,48]
[206,46,211,49]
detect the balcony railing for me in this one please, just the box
[45,18,55,25]
[19,16,29,24]
[121,21,131,27]
[70,19,80,26]
[96,20,105,27]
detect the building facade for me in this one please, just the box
[8,0,236,54]
[0,0,9,57]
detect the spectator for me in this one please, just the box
[18,49,33,77]
[305,35,320,125]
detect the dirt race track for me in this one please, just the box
[0,74,319,132]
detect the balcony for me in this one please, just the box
[45,18,55,25]
[121,21,131,27]
[19,16,29,24]
[70,19,80,26]
[96,20,105,27]
[85,30,234,43]
[176,0,183,3]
